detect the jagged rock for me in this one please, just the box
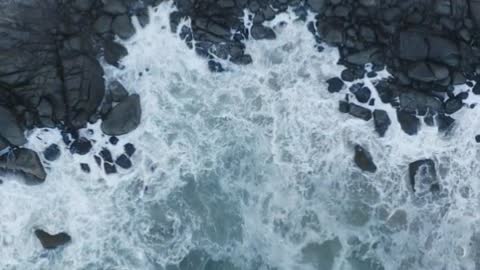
[354,145,377,173]
[348,104,372,121]
[0,106,26,146]
[99,148,113,163]
[44,144,60,161]
[101,94,141,136]
[373,109,391,137]
[112,15,136,40]
[408,159,439,193]
[0,148,46,184]
[396,110,420,135]
[34,229,71,249]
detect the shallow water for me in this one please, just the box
[1,2,480,269]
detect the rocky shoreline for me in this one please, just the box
[0,0,478,249]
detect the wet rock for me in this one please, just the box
[326,77,344,93]
[44,144,60,161]
[427,36,460,67]
[398,32,428,61]
[353,86,371,103]
[112,15,136,40]
[444,97,463,114]
[115,154,132,169]
[70,138,92,155]
[103,0,127,14]
[306,0,325,12]
[109,136,119,145]
[250,24,276,40]
[104,40,128,67]
[353,145,377,173]
[348,104,372,121]
[124,143,136,156]
[109,81,129,102]
[104,162,117,174]
[0,148,46,185]
[0,106,27,146]
[101,94,141,136]
[94,15,113,34]
[72,0,95,11]
[99,148,113,163]
[373,109,391,137]
[436,114,455,132]
[339,100,349,113]
[34,229,71,249]
[80,163,90,173]
[408,159,438,193]
[345,48,378,65]
[408,62,449,83]
[396,110,420,135]
[476,135,480,143]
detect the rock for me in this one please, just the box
[101,94,142,136]
[34,229,71,249]
[124,143,136,157]
[339,100,349,113]
[93,15,113,34]
[396,110,420,135]
[70,138,92,155]
[476,135,480,143]
[399,92,443,115]
[306,0,325,12]
[109,136,119,145]
[104,40,128,67]
[470,0,480,27]
[44,144,60,161]
[80,163,90,173]
[436,114,455,132]
[444,97,463,114]
[112,15,135,40]
[109,81,129,102]
[398,32,428,61]
[0,106,27,146]
[373,110,391,137]
[103,0,127,14]
[408,159,438,193]
[72,0,95,11]
[0,148,46,184]
[250,24,276,40]
[326,77,344,93]
[104,162,117,174]
[353,145,377,173]
[99,148,113,163]
[115,154,132,169]
[345,48,378,65]
[353,87,371,103]
[427,36,459,67]
[408,62,449,82]
[348,104,372,121]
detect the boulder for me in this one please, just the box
[398,32,428,61]
[306,0,325,12]
[70,138,92,155]
[396,110,420,135]
[444,97,463,114]
[109,81,129,102]
[326,77,344,93]
[348,104,372,121]
[112,15,136,40]
[43,144,60,161]
[115,154,132,169]
[101,94,141,136]
[104,40,128,67]
[124,143,136,156]
[373,109,391,137]
[250,24,276,40]
[34,229,71,249]
[408,159,439,193]
[0,148,46,184]
[0,106,27,146]
[353,145,377,173]
[427,36,459,67]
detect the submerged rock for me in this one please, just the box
[101,94,141,136]
[408,159,438,193]
[0,148,46,184]
[354,145,377,173]
[34,229,71,249]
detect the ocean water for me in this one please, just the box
[1,2,480,269]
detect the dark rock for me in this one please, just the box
[339,100,349,113]
[444,98,463,114]
[326,77,344,93]
[44,144,60,161]
[109,81,129,102]
[475,135,480,143]
[408,62,449,82]
[72,0,95,11]
[306,0,325,12]
[408,159,438,193]
[104,40,128,67]
[397,110,420,135]
[103,0,127,14]
[353,87,371,103]
[348,104,372,121]
[80,163,90,173]
[115,154,132,169]
[398,32,428,61]
[436,114,455,132]
[124,143,136,156]
[70,138,92,155]
[373,110,391,137]
[353,145,377,173]
[0,106,27,146]
[35,229,71,249]
[101,94,141,136]
[94,15,113,34]
[112,15,136,40]
[250,24,276,40]
[104,162,117,174]
[427,36,460,67]
[341,69,355,82]
[99,148,113,163]
[399,92,443,115]
[0,148,46,185]
[109,136,119,145]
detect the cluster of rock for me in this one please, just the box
[0,0,147,184]
[319,0,480,136]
